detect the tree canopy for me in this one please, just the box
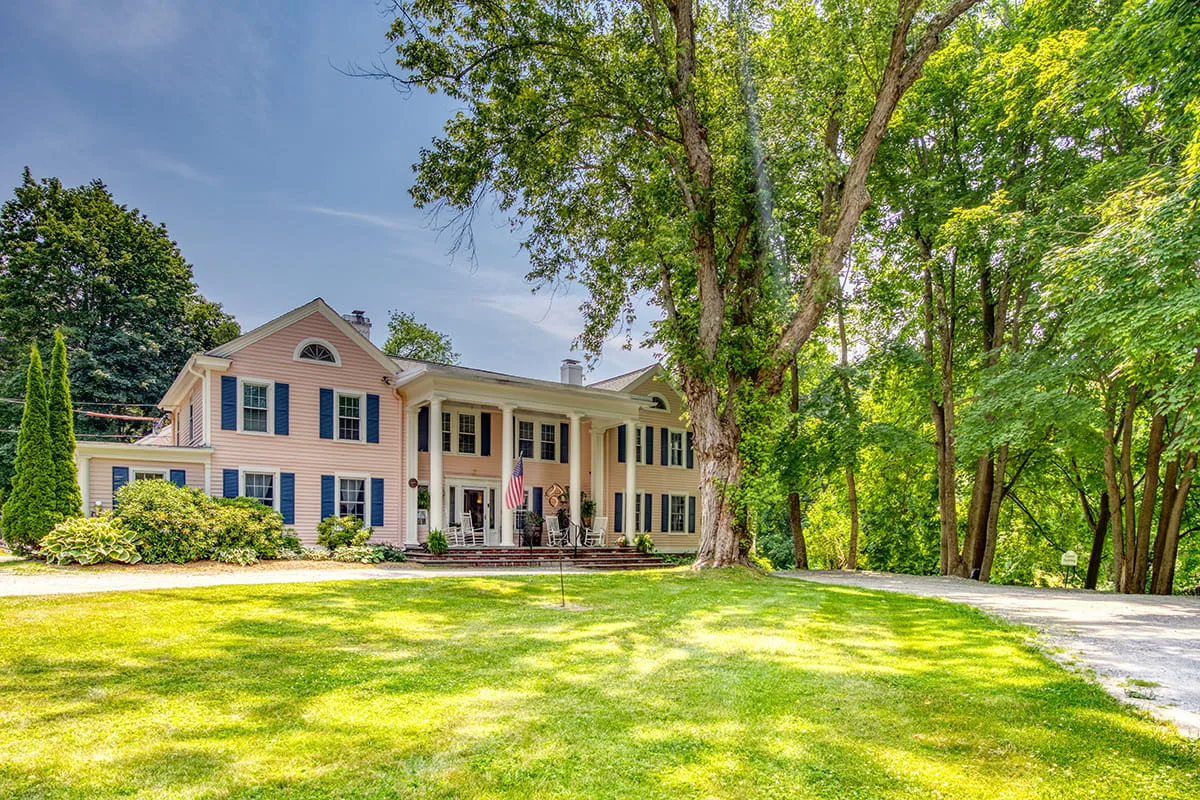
[382,310,461,364]
[0,169,239,490]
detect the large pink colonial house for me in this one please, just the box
[74,299,701,551]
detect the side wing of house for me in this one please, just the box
[601,370,702,552]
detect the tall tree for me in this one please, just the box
[0,169,239,489]
[382,310,461,363]
[1,344,55,550]
[46,330,81,521]
[379,0,983,567]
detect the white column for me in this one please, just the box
[77,456,90,516]
[590,428,604,517]
[429,397,444,532]
[405,404,419,545]
[624,420,637,536]
[568,412,582,526]
[500,404,515,545]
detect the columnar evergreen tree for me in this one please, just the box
[47,330,81,521]
[1,344,55,551]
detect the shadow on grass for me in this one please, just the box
[0,571,1196,799]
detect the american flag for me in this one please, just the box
[504,456,525,510]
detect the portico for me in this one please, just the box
[393,359,647,546]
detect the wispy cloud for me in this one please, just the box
[302,205,419,233]
[42,0,186,55]
[135,149,218,185]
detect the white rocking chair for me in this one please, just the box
[584,516,608,547]
[545,516,568,547]
[444,524,465,548]
[460,516,484,547]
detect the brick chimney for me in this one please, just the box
[342,310,372,340]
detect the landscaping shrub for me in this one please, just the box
[332,545,384,564]
[279,531,302,558]
[115,480,213,564]
[749,550,774,572]
[373,543,407,562]
[40,515,142,565]
[316,516,372,550]
[426,529,449,556]
[633,533,655,554]
[212,547,259,566]
[301,547,331,560]
[209,496,288,558]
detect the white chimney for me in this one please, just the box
[342,310,372,340]
[560,358,583,386]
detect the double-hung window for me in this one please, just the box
[441,412,452,452]
[243,472,276,509]
[133,470,165,483]
[635,426,643,464]
[337,392,362,441]
[635,493,643,533]
[517,420,535,458]
[457,413,476,454]
[669,431,684,467]
[339,477,366,520]
[540,423,557,461]
[241,381,269,433]
[669,495,686,533]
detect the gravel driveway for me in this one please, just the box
[781,570,1200,738]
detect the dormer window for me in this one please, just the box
[294,338,341,365]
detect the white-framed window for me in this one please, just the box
[336,391,365,442]
[635,425,643,464]
[441,412,452,452]
[517,420,535,458]
[514,488,531,532]
[634,492,644,533]
[648,393,670,412]
[239,378,272,434]
[294,337,341,366]
[457,412,479,454]
[338,475,368,521]
[669,430,685,467]
[241,470,278,510]
[133,469,166,483]
[669,494,687,533]
[540,423,557,461]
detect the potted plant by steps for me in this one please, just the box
[580,493,596,528]
[615,535,629,548]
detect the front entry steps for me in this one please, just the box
[405,546,668,570]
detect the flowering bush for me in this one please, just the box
[115,480,213,564]
[633,533,655,554]
[212,547,259,566]
[332,546,385,563]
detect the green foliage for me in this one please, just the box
[212,547,259,566]
[279,532,303,558]
[373,543,408,562]
[1,344,56,550]
[381,310,460,364]
[632,533,655,554]
[45,330,80,522]
[332,546,385,564]
[0,169,239,490]
[210,496,288,558]
[40,515,142,565]
[425,529,449,556]
[316,516,372,551]
[300,547,331,561]
[114,479,214,564]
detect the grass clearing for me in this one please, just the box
[0,569,1196,798]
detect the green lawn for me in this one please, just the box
[0,570,1195,799]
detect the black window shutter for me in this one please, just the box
[686,432,695,469]
[560,422,570,463]
[646,426,654,463]
[617,425,626,462]
[480,413,491,456]
[660,494,669,533]
[643,492,651,532]
[417,406,429,452]
[660,427,669,466]
[688,496,696,533]
[614,492,623,533]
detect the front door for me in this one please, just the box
[463,489,485,532]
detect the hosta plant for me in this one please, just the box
[40,515,142,565]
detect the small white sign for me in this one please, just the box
[1060,550,1079,568]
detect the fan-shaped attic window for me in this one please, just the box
[294,338,340,366]
[648,393,669,411]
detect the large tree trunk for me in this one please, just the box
[788,359,808,569]
[835,281,860,571]
[1085,500,1111,590]
[978,444,1008,581]
[1151,452,1196,594]
[690,384,749,569]
[845,467,860,571]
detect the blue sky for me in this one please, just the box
[0,0,656,382]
